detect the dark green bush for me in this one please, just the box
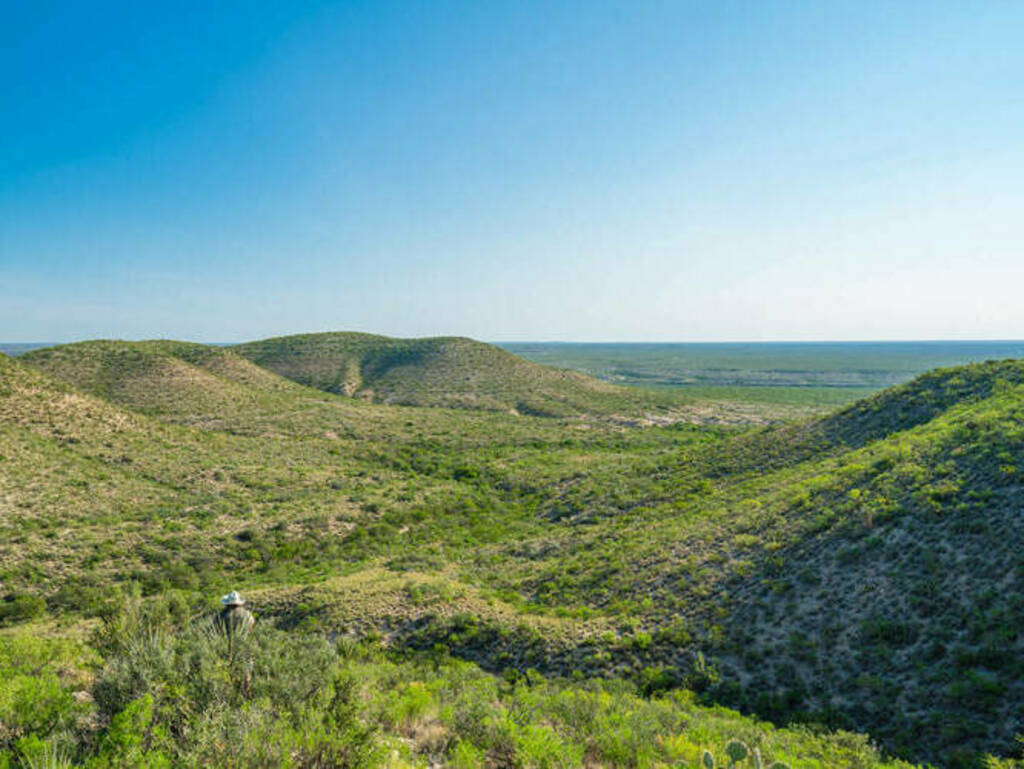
[0,594,45,627]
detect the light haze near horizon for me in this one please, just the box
[2,1,1023,343]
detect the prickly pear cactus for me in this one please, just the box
[752,747,763,769]
[767,763,790,769]
[702,749,715,769]
[725,740,749,767]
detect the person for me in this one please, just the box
[215,590,255,638]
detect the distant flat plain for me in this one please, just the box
[0,343,54,356]
[500,340,1024,408]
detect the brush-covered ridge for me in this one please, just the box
[233,331,683,417]
[21,340,303,426]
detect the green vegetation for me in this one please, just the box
[657,384,877,408]
[501,340,1024,389]
[232,332,691,417]
[502,340,1024,412]
[0,594,915,768]
[5,337,1024,765]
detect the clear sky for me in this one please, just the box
[2,1,1023,342]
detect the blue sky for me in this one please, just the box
[2,1,1023,342]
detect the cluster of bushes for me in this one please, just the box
[0,595,46,626]
[0,590,922,768]
[2,594,376,768]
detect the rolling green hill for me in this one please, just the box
[4,345,1024,765]
[233,331,683,417]
[21,340,301,425]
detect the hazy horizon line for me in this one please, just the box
[3,336,1024,347]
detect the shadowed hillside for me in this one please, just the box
[511,358,1024,762]
[233,331,683,417]
[698,361,1024,761]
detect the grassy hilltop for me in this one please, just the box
[3,338,1024,766]
[233,331,688,418]
[21,340,300,425]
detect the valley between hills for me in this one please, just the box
[3,332,1024,768]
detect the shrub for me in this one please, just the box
[0,595,45,627]
[90,621,378,768]
[0,673,76,747]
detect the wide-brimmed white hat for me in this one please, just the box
[221,590,245,606]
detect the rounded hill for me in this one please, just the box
[233,331,665,416]
[20,339,300,420]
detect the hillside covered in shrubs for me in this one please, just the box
[232,332,685,417]
[4,339,1024,765]
[1,591,917,768]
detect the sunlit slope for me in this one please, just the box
[2,346,697,612]
[21,338,377,435]
[21,340,306,426]
[233,331,680,416]
[19,338,639,442]
[693,358,1024,478]
[0,351,471,598]
[0,352,189,587]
